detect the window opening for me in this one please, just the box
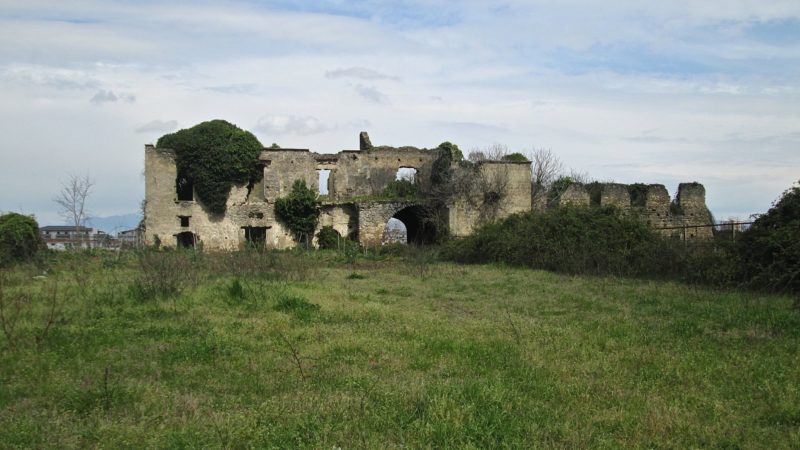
[176,231,196,248]
[317,169,331,195]
[176,171,194,201]
[395,167,417,183]
[242,226,268,248]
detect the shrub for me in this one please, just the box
[547,176,576,204]
[157,120,263,215]
[0,213,42,267]
[273,294,320,321]
[441,206,671,277]
[738,182,800,297]
[627,183,649,208]
[501,152,528,162]
[382,180,419,199]
[275,180,320,245]
[316,226,339,250]
[129,250,197,301]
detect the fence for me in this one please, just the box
[654,221,754,242]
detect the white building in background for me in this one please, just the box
[39,225,115,250]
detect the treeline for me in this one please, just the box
[442,183,800,300]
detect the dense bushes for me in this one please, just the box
[441,206,671,277]
[157,120,263,215]
[738,183,800,296]
[316,226,339,250]
[442,182,800,299]
[0,213,42,266]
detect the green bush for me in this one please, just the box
[0,213,42,266]
[157,120,263,215]
[382,180,419,199]
[441,206,675,277]
[738,183,800,297]
[501,152,528,162]
[316,226,339,250]
[275,180,320,245]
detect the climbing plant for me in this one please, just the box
[157,120,264,215]
[275,180,320,244]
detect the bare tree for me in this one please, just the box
[527,148,564,210]
[468,143,509,162]
[54,173,94,246]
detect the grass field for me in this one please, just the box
[1,250,799,448]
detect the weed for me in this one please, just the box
[274,294,320,321]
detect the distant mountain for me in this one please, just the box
[86,213,142,235]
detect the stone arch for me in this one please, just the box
[358,201,436,247]
[389,204,436,245]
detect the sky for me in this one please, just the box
[1,0,799,226]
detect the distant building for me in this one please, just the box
[39,225,116,250]
[117,227,144,249]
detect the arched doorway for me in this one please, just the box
[385,205,436,245]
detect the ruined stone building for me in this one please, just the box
[144,132,714,250]
[550,182,714,239]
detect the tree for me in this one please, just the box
[738,181,800,298]
[528,148,564,209]
[275,180,320,247]
[0,213,42,266]
[54,173,94,242]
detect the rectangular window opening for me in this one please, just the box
[242,226,268,248]
[176,172,194,201]
[179,216,190,227]
[317,169,331,195]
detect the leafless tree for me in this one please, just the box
[527,148,564,210]
[54,173,94,244]
[468,143,509,162]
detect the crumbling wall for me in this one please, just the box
[559,184,590,207]
[674,182,713,239]
[357,201,411,247]
[600,183,631,209]
[641,184,671,229]
[145,146,285,250]
[447,161,533,237]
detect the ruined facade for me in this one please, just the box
[144,133,532,250]
[144,132,714,250]
[549,182,714,239]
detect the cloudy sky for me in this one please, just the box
[1,0,799,226]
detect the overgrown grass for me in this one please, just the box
[0,250,798,448]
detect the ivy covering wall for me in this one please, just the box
[157,120,264,215]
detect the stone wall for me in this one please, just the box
[144,134,533,249]
[145,132,714,249]
[559,184,590,207]
[540,180,714,240]
[447,162,533,237]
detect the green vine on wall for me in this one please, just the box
[157,120,264,215]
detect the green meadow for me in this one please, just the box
[1,250,798,448]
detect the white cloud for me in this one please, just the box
[0,0,798,223]
[90,89,135,104]
[254,115,331,135]
[135,120,178,134]
[353,84,389,104]
[325,67,400,81]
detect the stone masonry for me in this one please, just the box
[144,132,715,250]
[144,132,533,250]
